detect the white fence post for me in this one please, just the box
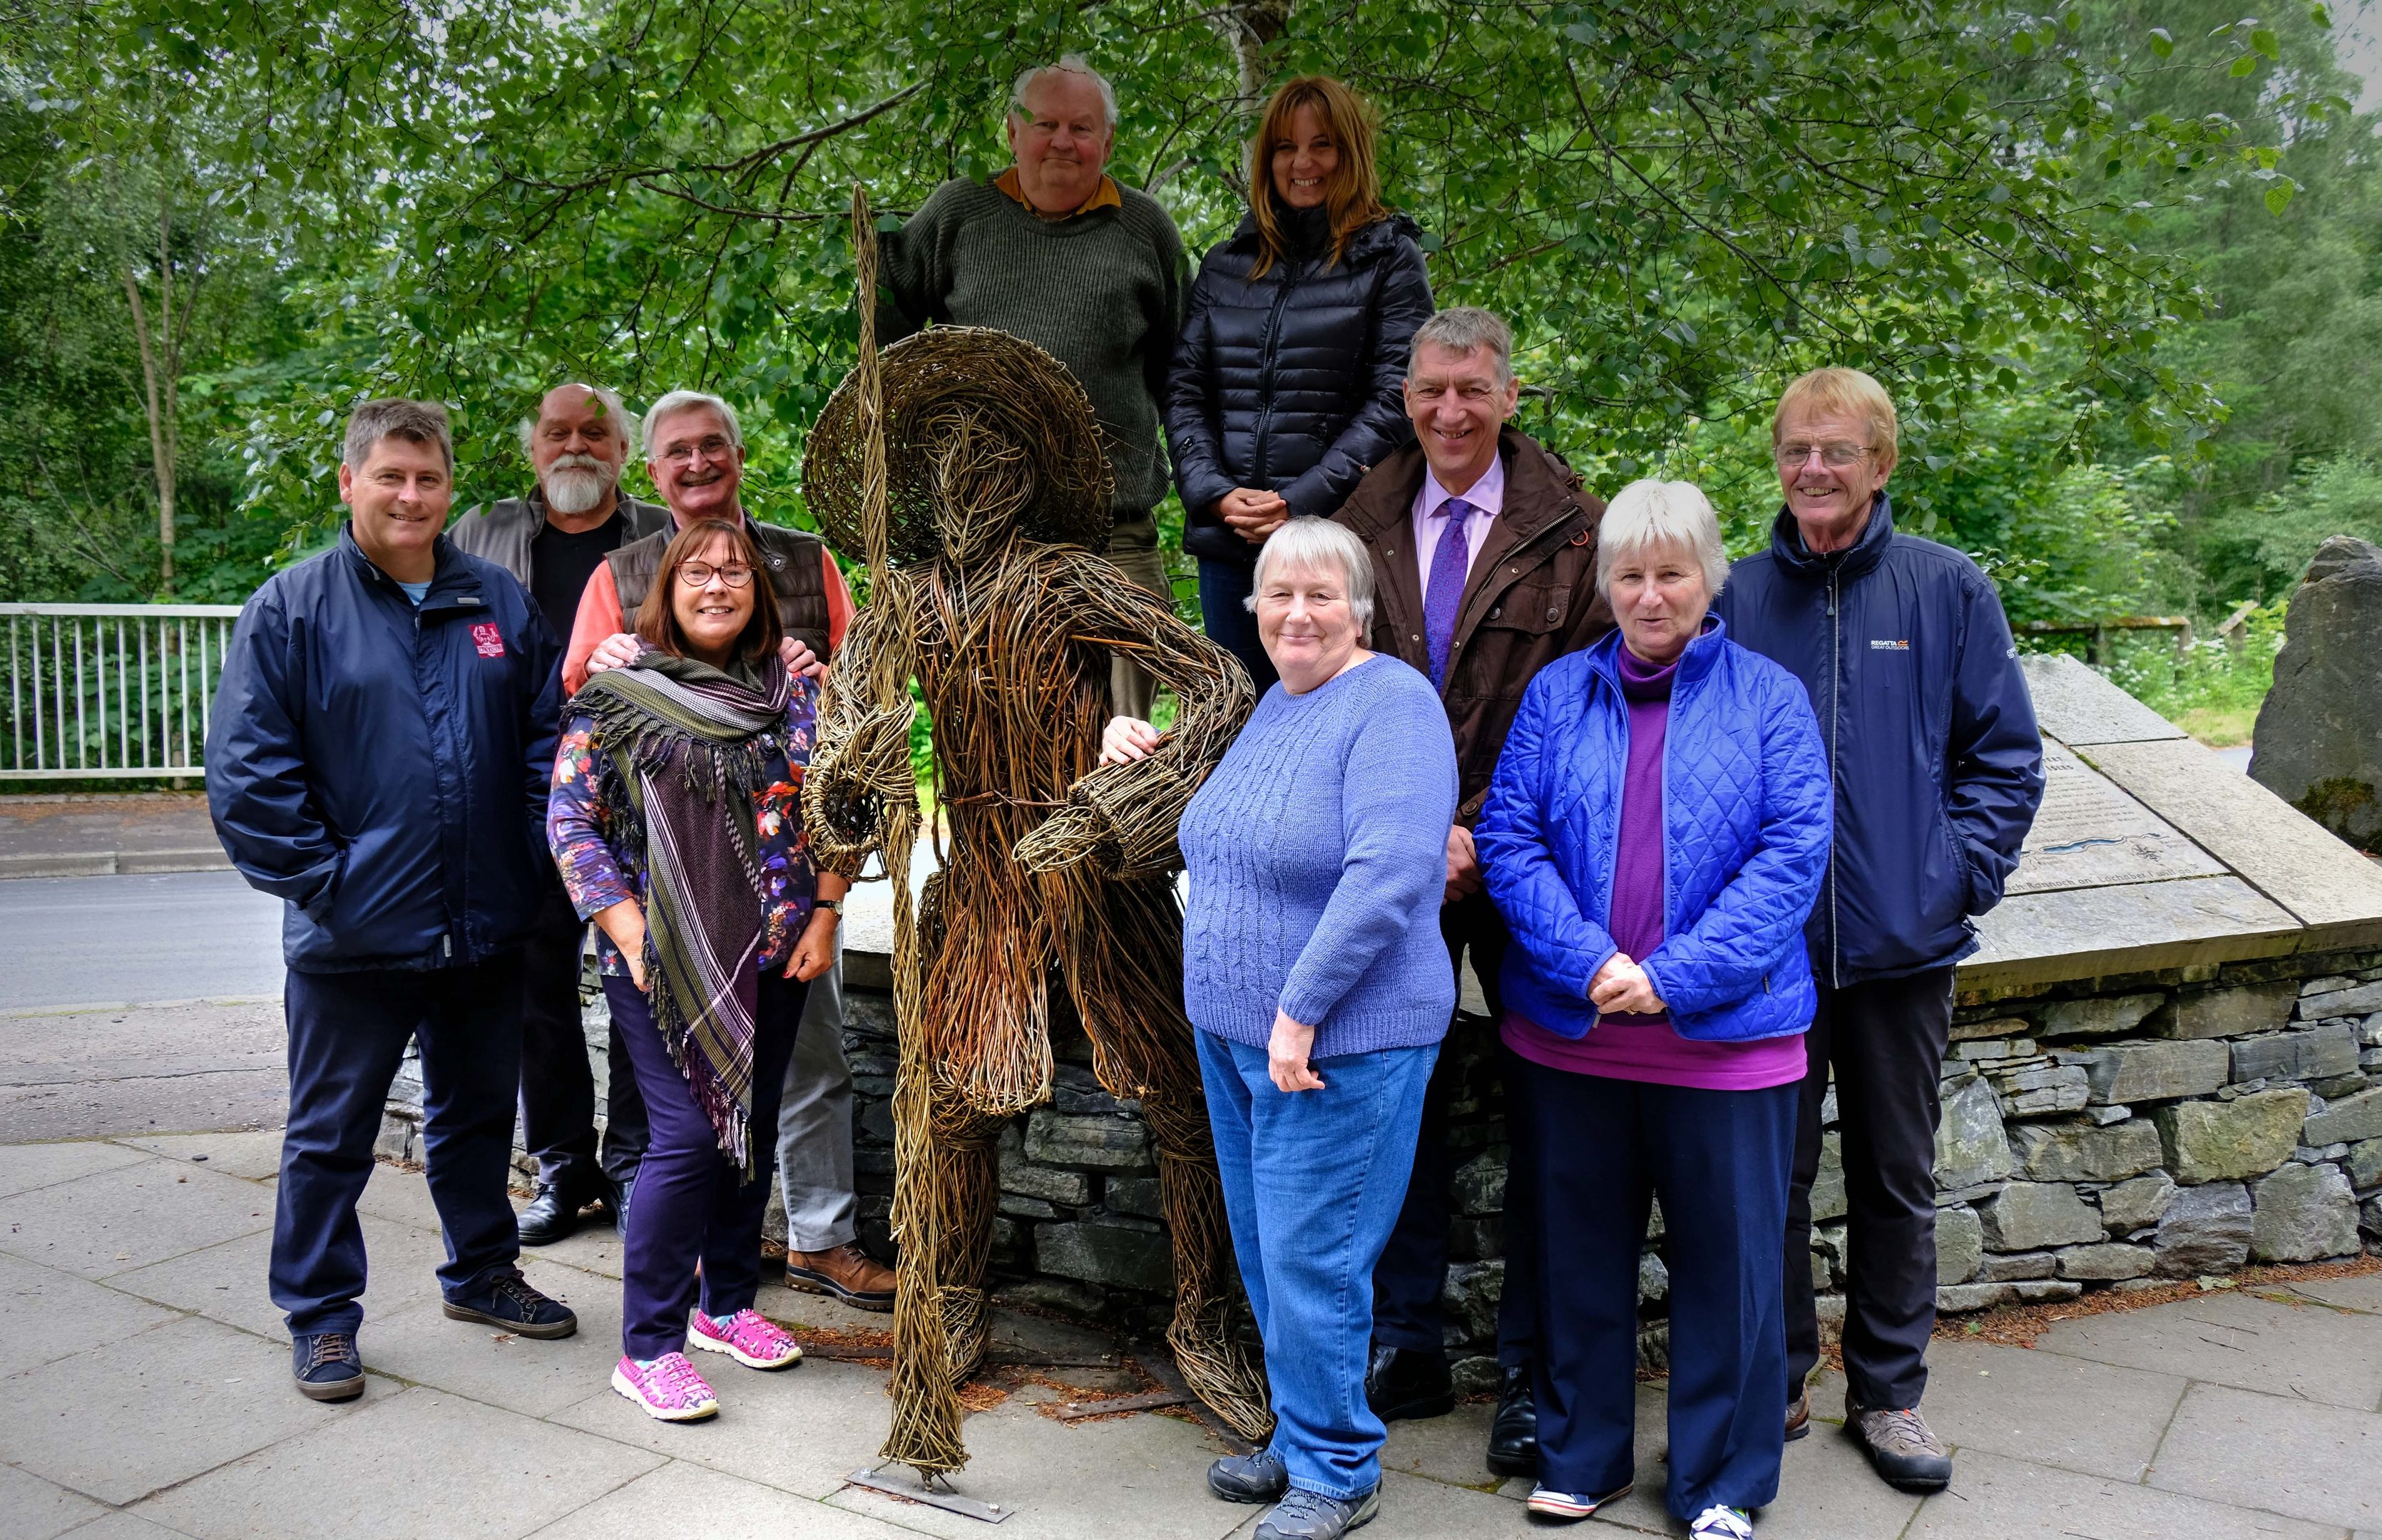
[0,603,245,780]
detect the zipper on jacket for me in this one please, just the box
[1826,570,1841,988]
[1249,265,1300,486]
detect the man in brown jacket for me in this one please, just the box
[1333,306,1612,1478]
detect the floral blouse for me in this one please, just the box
[546,679,822,976]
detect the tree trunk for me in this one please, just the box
[123,208,178,595]
[1213,0,1292,106]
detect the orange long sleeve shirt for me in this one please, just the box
[563,544,855,695]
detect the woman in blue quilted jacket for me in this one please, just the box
[1476,480,1831,1540]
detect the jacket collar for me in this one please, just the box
[1338,427,1579,546]
[1767,491,1895,584]
[339,524,488,613]
[1583,614,1727,694]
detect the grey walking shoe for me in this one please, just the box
[1848,1405,1953,1492]
[1208,1449,1289,1503]
[1254,1486,1380,1540]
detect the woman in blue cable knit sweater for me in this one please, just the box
[1103,517,1456,1540]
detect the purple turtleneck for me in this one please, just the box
[1502,632,1807,1092]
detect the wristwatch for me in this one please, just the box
[815,898,842,915]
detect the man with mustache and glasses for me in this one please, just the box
[451,382,670,1247]
[568,390,895,1314]
[874,53,1188,718]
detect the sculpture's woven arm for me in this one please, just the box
[804,595,920,879]
[1014,560,1254,878]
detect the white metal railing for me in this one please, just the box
[1,603,245,779]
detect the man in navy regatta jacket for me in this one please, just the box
[208,399,580,1403]
[1712,369,2043,1495]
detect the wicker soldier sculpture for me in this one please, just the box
[802,319,1271,1477]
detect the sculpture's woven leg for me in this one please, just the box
[926,1085,1002,1383]
[1059,875,1274,1442]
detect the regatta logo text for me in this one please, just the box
[1869,639,1911,651]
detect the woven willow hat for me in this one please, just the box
[804,327,1115,563]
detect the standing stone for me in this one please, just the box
[2041,992,2168,1040]
[2250,535,2382,848]
[2008,1118,2163,1183]
[2060,1040,2229,1106]
[2154,1088,2309,1184]
[2251,1161,2363,1261]
[1978,1182,2104,1250]
[2304,1087,2382,1146]
[1935,1075,2014,1190]
[2154,1181,2254,1275]
[2230,1025,2361,1086]
[2100,1171,2178,1234]
[1938,1205,1983,1285]
[2150,981,2299,1041]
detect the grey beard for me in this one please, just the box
[543,463,614,515]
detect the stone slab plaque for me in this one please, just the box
[2005,743,2229,895]
[2020,654,2189,746]
[1963,875,2303,992]
[2078,737,2382,940]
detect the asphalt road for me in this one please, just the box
[0,869,284,1010]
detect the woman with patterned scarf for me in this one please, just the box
[548,517,848,1422]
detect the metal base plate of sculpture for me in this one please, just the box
[801,195,1270,1478]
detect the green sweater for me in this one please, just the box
[877,177,1187,518]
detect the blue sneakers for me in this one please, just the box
[441,1268,578,1339]
[292,1330,364,1402]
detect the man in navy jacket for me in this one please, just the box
[1712,369,2043,1494]
[208,399,580,1402]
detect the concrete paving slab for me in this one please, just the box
[2278,1273,2382,1313]
[0,997,286,1139]
[821,1392,1243,1540]
[105,1212,451,1342]
[2033,1288,2382,1410]
[0,1249,180,1378]
[2150,1381,2382,1530]
[549,1353,904,1500]
[0,1313,368,1505]
[1364,1470,1530,1537]
[363,1258,623,1418]
[354,1159,453,1234]
[55,1515,202,1540]
[1905,1338,2189,1481]
[1908,1447,2339,1538]
[0,1158,270,1280]
[0,1137,148,1199]
[0,1462,106,1540]
[517,1217,625,1280]
[523,1460,922,1540]
[1378,1400,1505,1494]
[115,1129,286,1181]
[140,1385,663,1540]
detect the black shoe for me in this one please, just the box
[1209,1449,1290,1503]
[442,1268,579,1339]
[1364,1343,1453,1422]
[516,1182,585,1246]
[292,1330,364,1402]
[1487,1363,1540,1476]
[1256,1486,1379,1540]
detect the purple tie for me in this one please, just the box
[1424,498,1473,689]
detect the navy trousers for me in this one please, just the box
[272,954,526,1337]
[1516,1060,1796,1519]
[1196,558,1280,696]
[518,885,648,1198]
[1371,893,1534,1367]
[608,970,805,1362]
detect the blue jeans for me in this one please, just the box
[1197,1029,1438,1499]
[1195,558,1279,696]
[274,955,525,1336]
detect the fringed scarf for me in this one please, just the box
[576,649,794,1174]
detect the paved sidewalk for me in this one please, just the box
[0,794,227,880]
[6,1134,2382,1539]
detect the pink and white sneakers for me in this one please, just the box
[612,1351,720,1422]
[687,1308,804,1370]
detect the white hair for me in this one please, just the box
[1410,306,1514,386]
[516,383,637,456]
[1244,517,1376,634]
[1595,479,1731,598]
[1009,55,1118,130]
[641,390,744,460]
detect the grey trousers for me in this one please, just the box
[1106,513,1170,721]
[775,942,859,1253]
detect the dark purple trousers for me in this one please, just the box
[606,969,807,1361]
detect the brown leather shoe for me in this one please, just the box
[1785,1386,1811,1442]
[785,1242,896,1311]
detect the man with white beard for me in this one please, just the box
[450,382,670,1245]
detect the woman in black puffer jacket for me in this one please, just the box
[1167,76,1434,692]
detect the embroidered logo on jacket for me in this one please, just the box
[1869,638,1911,651]
[470,622,507,659]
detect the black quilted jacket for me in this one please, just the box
[1165,205,1434,564]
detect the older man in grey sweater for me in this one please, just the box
[876,55,1187,717]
